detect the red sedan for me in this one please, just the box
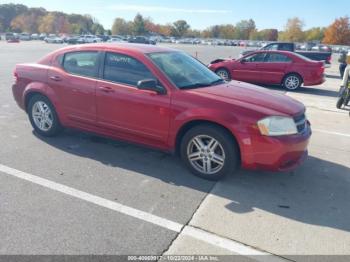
[208,50,325,90]
[12,44,311,180]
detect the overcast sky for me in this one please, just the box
[5,0,349,30]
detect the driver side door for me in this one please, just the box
[95,52,171,145]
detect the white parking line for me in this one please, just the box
[0,163,287,260]
[313,129,350,138]
[0,164,182,233]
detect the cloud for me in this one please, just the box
[109,4,231,14]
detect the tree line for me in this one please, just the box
[0,3,105,35]
[1,3,349,45]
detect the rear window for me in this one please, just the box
[63,51,99,78]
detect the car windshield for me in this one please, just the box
[148,51,224,89]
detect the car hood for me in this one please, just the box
[189,81,304,116]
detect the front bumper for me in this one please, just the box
[239,124,311,172]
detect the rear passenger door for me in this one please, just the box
[258,53,292,84]
[48,51,100,125]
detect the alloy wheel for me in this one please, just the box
[216,69,229,81]
[32,101,53,132]
[285,75,300,90]
[187,135,226,175]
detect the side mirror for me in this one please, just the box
[137,79,166,95]
[240,58,247,64]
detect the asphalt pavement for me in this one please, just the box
[0,41,349,262]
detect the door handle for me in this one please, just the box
[98,86,114,93]
[49,76,62,81]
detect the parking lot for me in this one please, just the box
[0,41,349,261]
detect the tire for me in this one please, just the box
[336,86,347,109]
[180,124,239,181]
[336,97,344,109]
[283,74,302,90]
[28,94,63,137]
[216,68,231,81]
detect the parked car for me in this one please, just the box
[12,44,311,180]
[39,33,47,40]
[45,36,64,44]
[19,33,31,41]
[128,36,155,45]
[31,33,39,40]
[5,32,19,41]
[64,36,80,45]
[209,50,325,90]
[5,32,19,43]
[77,35,102,44]
[240,42,332,67]
[107,36,127,43]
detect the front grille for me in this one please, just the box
[294,113,306,133]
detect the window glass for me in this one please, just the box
[244,53,266,62]
[264,44,278,50]
[63,52,99,77]
[148,51,222,89]
[266,53,292,63]
[280,44,292,51]
[104,52,155,86]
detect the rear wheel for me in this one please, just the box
[180,125,239,181]
[283,74,302,90]
[28,94,63,137]
[216,68,231,81]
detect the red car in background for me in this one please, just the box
[208,50,325,90]
[12,44,311,180]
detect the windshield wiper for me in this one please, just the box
[180,83,210,89]
[209,78,225,85]
[180,79,225,90]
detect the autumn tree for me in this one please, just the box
[159,24,172,36]
[323,16,350,45]
[279,17,305,42]
[10,7,46,33]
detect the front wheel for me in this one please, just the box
[28,94,63,137]
[216,68,231,81]
[336,86,349,109]
[180,125,239,181]
[283,74,302,90]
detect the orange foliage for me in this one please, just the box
[323,17,350,45]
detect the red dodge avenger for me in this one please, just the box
[12,44,311,180]
[208,50,325,90]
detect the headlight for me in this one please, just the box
[257,116,297,136]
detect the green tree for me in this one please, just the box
[133,13,146,35]
[0,3,28,31]
[91,23,104,35]
[235,19,256,39]
[112,18,130,35]
[305,27,325,42]
[171,20,190,37]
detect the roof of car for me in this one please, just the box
[57,43,177,54]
